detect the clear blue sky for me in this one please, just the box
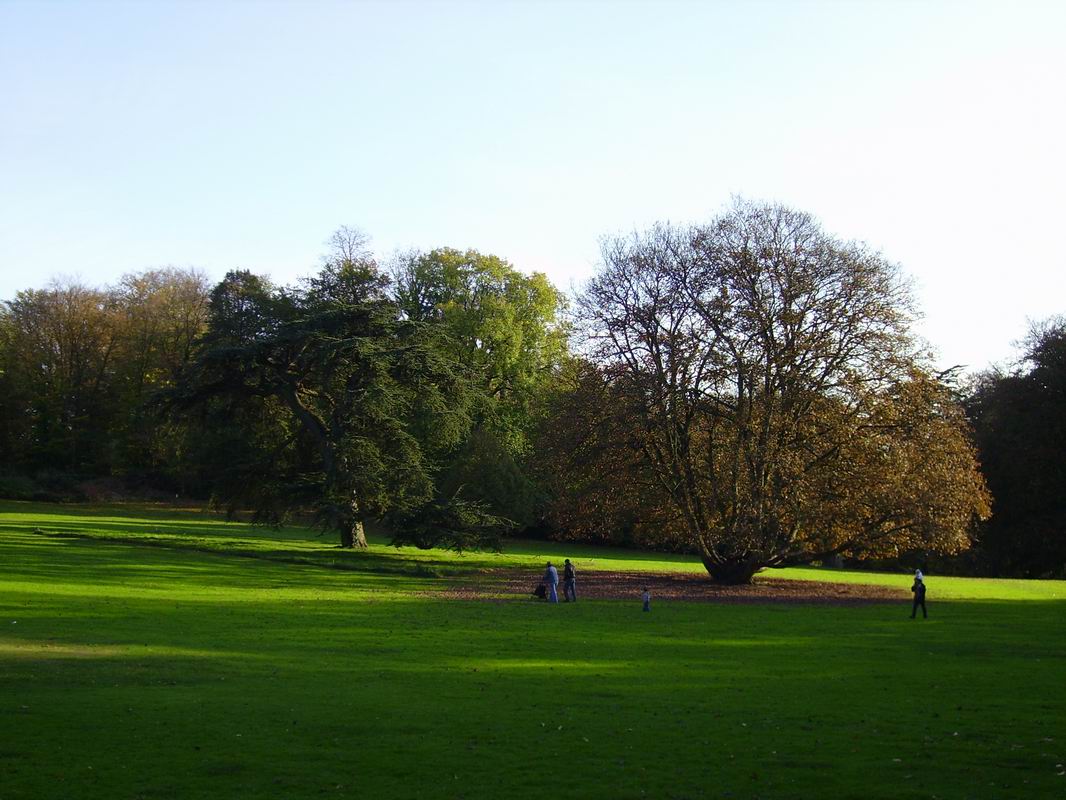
[2,0,1063,373]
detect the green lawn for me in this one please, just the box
[1,501,1063,799]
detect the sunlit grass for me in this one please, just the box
[4,500,1062,600]
[774,565,1065,600]
[1,501,1064,798]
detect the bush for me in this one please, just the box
[0,473,39,500]
[29,470,86,502]
[74,477,127,503]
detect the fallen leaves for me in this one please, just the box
[431,570,908,604]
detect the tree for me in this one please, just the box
[0,280,121,474]
[794,369,990,563]
[0,306,21,470]
[532,358,681,549]
[110,267,210,483]
[576,200,989,583]
[391,247,567,454]
[0,271,210,493]
[968,318,1066,577]
[391,247,567,527]
[167,241,479,549]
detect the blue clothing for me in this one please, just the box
[544,566,559,604]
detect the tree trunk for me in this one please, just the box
[339,518,368,549]
[701,554,761,585]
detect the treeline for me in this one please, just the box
[0,230,566,551]
[1,206,1063,578]
[966,320,1066,577]
[0,268,210,495]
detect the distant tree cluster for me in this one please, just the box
[164,231,565,550]
[967,320,1066,577]
[0,233,567,551]
[1,204,1061,578]
[0,268,210,494]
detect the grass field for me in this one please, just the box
[1,502,1063,799]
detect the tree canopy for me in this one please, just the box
[0,270,209,488]
[573,200,990,583]
[165,244,486,548]
[967,318,1066,577]
[392,247,567,451]
[8,214,1064,579]
[391,247,567,527]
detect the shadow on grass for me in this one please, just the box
[0,499,702,571]
[0,534,451,597]
[4,500,1064,601]
[2,516,1065,800]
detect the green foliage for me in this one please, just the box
[392,247,568,455]
[167,247,476,547]
[0,233,570,549]
[391,247,567,529]
[436,426,544,530]
[388,493,512,553]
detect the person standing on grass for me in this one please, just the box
[543,561,559,603]
[563,558,577,602]
[642,586,651,612]
[910,570,927,619]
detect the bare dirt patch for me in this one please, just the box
[432,568,907,605]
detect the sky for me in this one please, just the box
[2,0,1064,374]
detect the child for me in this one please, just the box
[642,586,651,612]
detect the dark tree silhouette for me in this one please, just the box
[968,318,1066,577]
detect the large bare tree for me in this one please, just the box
[577,200,989,583]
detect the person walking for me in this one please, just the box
[563,558,577,602]
[910,570,927,619]
[543,561,559,604]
